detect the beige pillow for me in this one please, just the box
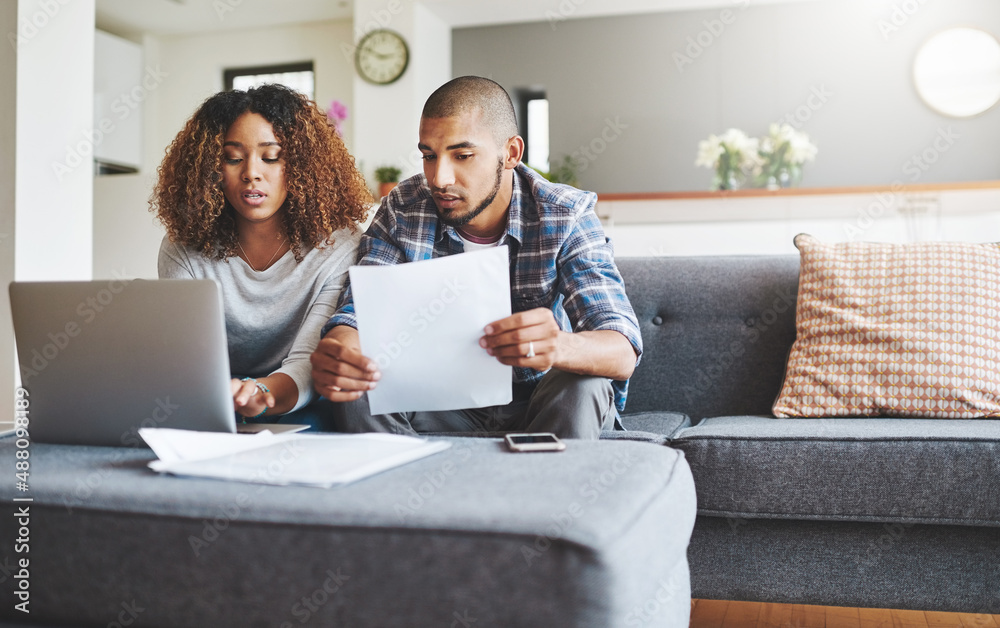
[772,234,1000,418]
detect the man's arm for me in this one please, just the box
[554,206,643,372]
[480,199,642,380]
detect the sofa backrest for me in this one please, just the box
[617,255,800,420]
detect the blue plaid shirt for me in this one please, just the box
[324,163,643,412]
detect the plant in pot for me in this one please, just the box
[527,155,581,188]
[374,165,402,199]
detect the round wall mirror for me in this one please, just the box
[913,27,1000,118]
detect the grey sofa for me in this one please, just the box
[616,255,1000,614]
[4,253,998,626]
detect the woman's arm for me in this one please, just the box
[268,233,362,414]
[157,236,197,279]
[159,237,300,417]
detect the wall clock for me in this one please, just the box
[355,29,409,85]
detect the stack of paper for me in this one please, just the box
[140,428,450,488]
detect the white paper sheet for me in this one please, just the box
[139,428,451,488]
[142,427,277,466]
[349,246,513,414]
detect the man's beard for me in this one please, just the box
[436,158,504,228]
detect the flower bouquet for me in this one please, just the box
[695,128,762,191]
[755,123,818,189]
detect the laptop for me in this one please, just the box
[9,278,307,446]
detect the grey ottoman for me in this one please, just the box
[0,436,695,627]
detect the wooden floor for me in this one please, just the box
[690,600,1000,627]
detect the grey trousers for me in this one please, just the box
[328,369,617,440]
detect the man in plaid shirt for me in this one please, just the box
[311,76,641,439]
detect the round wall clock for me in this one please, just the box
[355,29,409,85]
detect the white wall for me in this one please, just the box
[454,0,1000,193]
[93,172,162,279]
[15,0,94,282]
[0,2,16,422]
[2,0,95,419]
[93,18,356,280]
[352,0,452,186]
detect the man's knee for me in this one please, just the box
[324,395,371,433]
[537,369,613,403]
[530,370,614,439]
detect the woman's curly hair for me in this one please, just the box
[151,83,372,262]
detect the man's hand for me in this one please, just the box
[310,325,380,402]
[480,308,561,370]
[480,307,638,381]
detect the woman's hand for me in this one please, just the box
[231,377,276,419]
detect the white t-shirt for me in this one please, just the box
[456,230,504,252]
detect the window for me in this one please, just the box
[526,98,550,173]
[223,61,315,101]
[516,89,550,173]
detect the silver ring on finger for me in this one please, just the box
[525,341,535,358]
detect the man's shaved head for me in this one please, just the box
[422,76,518,146]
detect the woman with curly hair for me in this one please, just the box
[151,83,372,427]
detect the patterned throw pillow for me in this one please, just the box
[772,234,1000,418]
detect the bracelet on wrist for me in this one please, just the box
[241,376,271,395]
[240,377,270,422]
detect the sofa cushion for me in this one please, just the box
[773,234,1000,419]
[619,411,691,438]
[671,415,1000,526]
[617,255,799,420]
